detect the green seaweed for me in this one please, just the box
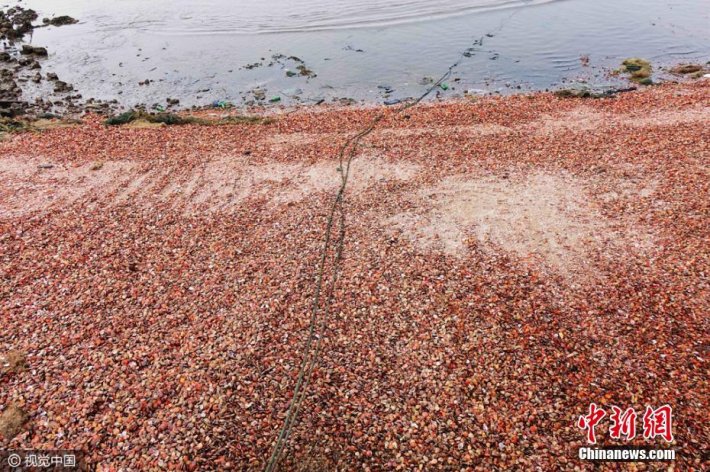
[621,58,652,83]
[104,111,139,125]
[0,117,31,133]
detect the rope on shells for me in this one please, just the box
[264,10,520,471]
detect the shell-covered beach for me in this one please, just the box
[1,80,708,469]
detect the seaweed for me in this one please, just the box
[104,110,274,127]
[621,58,653,84]
[104,110,139,126]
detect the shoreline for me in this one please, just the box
[1,80,708,469]
[1,69,707,130]
[3,4,710,120]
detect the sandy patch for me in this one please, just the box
[274,155,420,204]
[376,123,510,138]
[534,105,710,134]
[388,171,653,277]
[0,154,419,216]
[0,157,137,217]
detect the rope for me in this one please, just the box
[264,10,519,471]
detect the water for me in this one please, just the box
[9,0,710,108]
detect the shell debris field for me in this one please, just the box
[0,81,708,470]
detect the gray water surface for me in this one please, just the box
[11,0,710,108]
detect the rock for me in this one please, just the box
[44,15,79,27]
[554,88,592,98]
[0,6,38,40]
[21,45,48,56]
[0,52,11,63]
[47,72,59,81]
[167,98,180,106]
[252,89,266,101]
[0,80,20,98]
[84,103,109,112]
[31,72,41,83]
[554,86,637,99]
[19,57,41,69]
[670,64,703,75]
[53,81,73,93]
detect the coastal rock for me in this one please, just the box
[18,57,41,69]
[21,45,48,56]
[0,79,20,98]
[670,64,703,75]
[252,88,266,101]
[53,81,73,93]
[554,86,636,99]
[0,6,38,40]
[43,15,79,27]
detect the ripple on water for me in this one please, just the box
[27,0,564,34]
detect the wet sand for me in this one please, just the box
[1,81,708,469]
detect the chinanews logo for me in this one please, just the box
[576,404,676,462]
